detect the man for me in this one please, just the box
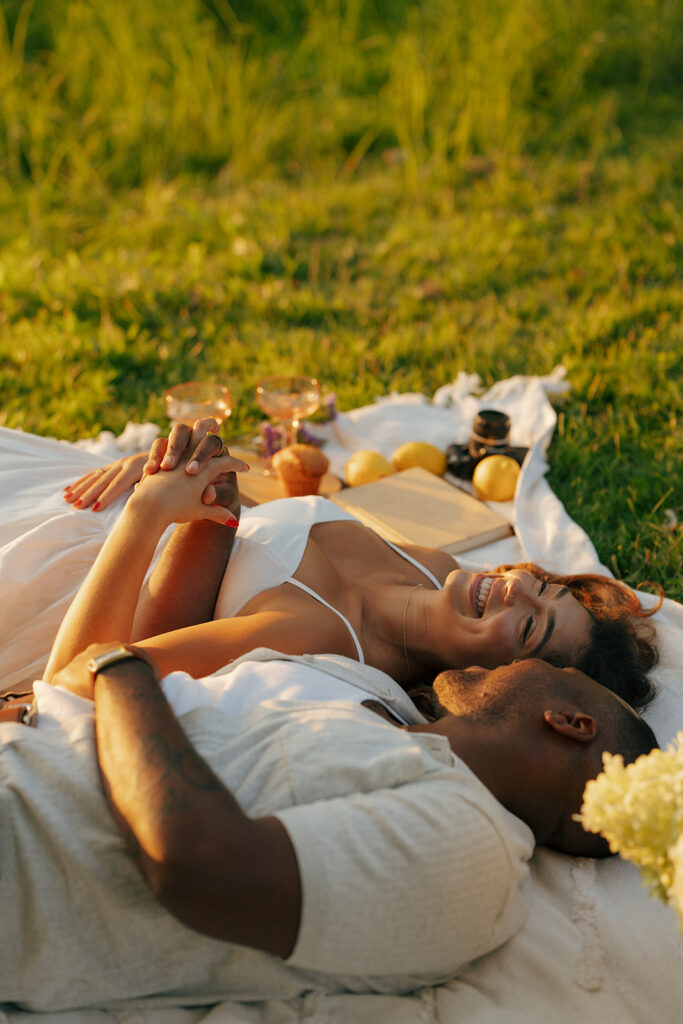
[0,643,655,1013]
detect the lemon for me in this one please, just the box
[391,441,447,475]
[472,455,520,502]
[345,450,396,487]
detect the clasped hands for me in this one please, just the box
[64,419,249,526]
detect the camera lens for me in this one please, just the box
[468,409,510,458]
[447,409,527,479]
[472,409,510,442]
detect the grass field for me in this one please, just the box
[0,0,681,598]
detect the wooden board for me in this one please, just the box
[330,466,512,554]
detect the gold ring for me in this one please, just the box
[211,436,228,458]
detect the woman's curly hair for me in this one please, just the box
[494,563,662,710]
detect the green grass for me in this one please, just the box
[0,0,681,598]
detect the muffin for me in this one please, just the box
[272,443,330,497]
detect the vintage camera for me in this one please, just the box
[446,409,528,480]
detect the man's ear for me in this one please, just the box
[543,709,597,743]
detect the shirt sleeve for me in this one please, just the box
[274,770,533,982]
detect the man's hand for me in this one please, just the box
[144,418,248,508]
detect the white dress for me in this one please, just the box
[213,494,442,661]
[0,427,441,688]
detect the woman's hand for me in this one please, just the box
[64,418,249,512]
[64,453,148,511]
[129,432,246,528]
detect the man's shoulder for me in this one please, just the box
[216,646,390,682]
[209,648,425,723]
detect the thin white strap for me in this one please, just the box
[286,578,365,663]
[381,540,443,590]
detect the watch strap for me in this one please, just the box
[86,645,141,678]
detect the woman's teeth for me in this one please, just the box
[475,577,493,615]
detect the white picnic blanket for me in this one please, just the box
[1,367,682,1024]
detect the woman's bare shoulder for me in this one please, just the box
[395,545,458,584]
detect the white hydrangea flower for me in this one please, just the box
[578,732,683,926]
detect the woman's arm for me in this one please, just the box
[44,446,240,682]
[133,593,339,678]
[64,419,250,637]
[131,430,248,640]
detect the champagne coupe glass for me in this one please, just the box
[255,375,320,451]
[165,381,232,429]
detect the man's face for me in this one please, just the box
[429,660,653,859]
[432,658,591,720]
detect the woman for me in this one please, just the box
[40,419,659,708]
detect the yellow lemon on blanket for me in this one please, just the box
[345,450,396,487]
[472,455,520,502]
[391,441,447,476]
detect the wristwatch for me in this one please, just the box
[86,645,142,679]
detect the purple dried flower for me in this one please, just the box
[260,422,282,457]
[298,423,322,446]
[321,393,338,421]
[259,419,328,455]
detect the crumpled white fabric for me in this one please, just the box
[310,364,606,575]
[3,366,682,1024]
[74,420,162,457]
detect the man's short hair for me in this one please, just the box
[544,672,657,857]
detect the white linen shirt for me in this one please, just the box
[0,650,533,1013]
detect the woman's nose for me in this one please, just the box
[504,577,532,605]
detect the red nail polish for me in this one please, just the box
[73,499,82,508]
[93,502,100,511]
[224,517,239,527]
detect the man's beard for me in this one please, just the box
[433,666,510,724]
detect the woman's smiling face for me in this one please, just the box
[437,568,593,669]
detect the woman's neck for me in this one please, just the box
[361,582,448,686]
[399,583,471,679]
